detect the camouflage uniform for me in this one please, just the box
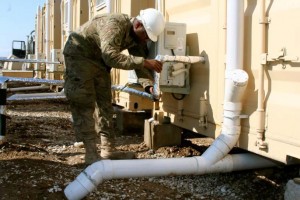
[63,13,152,162]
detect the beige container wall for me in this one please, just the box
[42,0,61,54]
[160,0,225,139]
[52,0,62,49]
[60,0,90,47]
[69,0,88,28]
[35,6,44,55]
[240,0,300,163]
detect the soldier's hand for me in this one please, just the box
[144,59,163,73]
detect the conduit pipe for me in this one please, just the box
[64,1,272,199]
[111,85,153,100]
[256,0,268,149]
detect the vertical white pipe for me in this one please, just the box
[226,0,244,70]
[88,0,91,19]
[152,1,165,100]
[68,0,73,36]
[201,0,246,165]
[35,6,40,58]
[106,0,113,13]
[256,0,268,148]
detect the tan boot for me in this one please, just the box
[100,136,135,160]
[84,140,101,164]
[101,149,136,160]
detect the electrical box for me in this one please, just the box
[148,22,190,94]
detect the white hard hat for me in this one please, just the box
[137,8,165,42]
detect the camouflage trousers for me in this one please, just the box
[63,55,114,144]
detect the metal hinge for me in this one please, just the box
[263,47,299,64]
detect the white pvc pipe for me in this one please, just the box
[201,69,248,165]
[106,0,113,13]
[201,0,246,165]
[35,6,40,58]
[156,55,205,63]
[88,0,91,19]
[0,58,60,64]
[64,153,276,200]
[68,0,73,36]
[226,0,244,71]
[7,85,50,92]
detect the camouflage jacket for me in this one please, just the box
[63,13,150,72]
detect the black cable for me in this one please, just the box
[171,93,186,100]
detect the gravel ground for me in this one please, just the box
[0,97,299,200]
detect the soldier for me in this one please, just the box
[63,8,165,164]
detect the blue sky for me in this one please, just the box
[0,0,45,57]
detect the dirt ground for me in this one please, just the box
[0,96,299,200]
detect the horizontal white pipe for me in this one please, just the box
[156,55,205,63]
[171,68,187,76]
[7,91,65,101]
[7,85,50,92]
[0,76,64,85]
[0,58,60,64]
[64,153,277,200]
[173,63,185,71]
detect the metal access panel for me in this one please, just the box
[148,22,190,94]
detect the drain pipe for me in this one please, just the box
[64,153,276,200]
[64,1,274,199]
[201,0,247,165]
